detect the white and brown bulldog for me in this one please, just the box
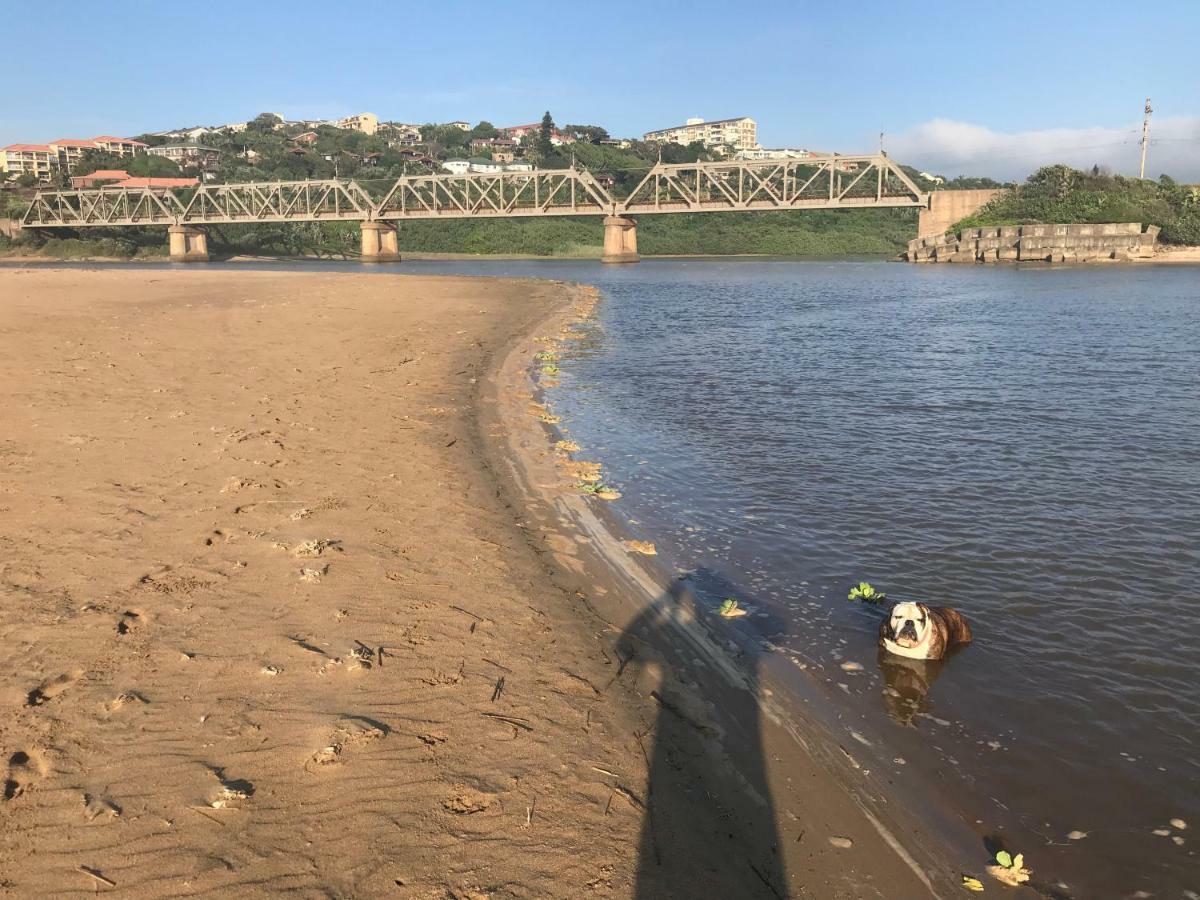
[879,601,972,661]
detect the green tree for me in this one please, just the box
[563,124,609,143]
[247,112,282,133]
[538,111,555,160]
[469,121,499,140]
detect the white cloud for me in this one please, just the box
[886,116,1200,183]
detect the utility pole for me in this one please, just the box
[1139,97,1152,179]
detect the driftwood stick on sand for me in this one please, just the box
[480,712,533,731]
[78,866,116,888]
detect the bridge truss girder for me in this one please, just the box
[374,167,615,220]
[21,155,927,229]
[620,155,927,214]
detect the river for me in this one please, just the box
[413,257,1200,898]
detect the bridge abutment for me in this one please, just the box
[361,221,400,262]
[917,189,1003,239]
[601,216,639,264]
[168,225,209,262]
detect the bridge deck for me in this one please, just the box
[22,155,928,229]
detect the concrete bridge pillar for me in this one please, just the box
[602,215,639,264]
[361,221,400,262]
[167,225,209,262]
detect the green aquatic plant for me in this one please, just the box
[577,481,621,500]
[534,350,558,362]
[994,851,1023,871]
[847,582,886,604]
[718,598,748,618]
[986,849,1030,887]
[540,364,560,376]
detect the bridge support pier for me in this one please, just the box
[168,225,209,262]
[361,221,400,262]
[601,216,639,264]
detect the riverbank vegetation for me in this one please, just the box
[0,208,919,260]
[954,165,1200,244]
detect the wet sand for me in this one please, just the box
[0,269,938,897]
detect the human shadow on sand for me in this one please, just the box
[612,567,790,899]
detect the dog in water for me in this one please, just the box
[879,601,972,661]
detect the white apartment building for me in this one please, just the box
[643,116,758,152]
[736,147,820,161]
[146,144,222,167]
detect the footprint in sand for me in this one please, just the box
[305,717,388,773]
[26,669,84,707]
[116,609,146,635]
[103,691,148,713]
[298,565,328,583]
[3,749,48,801]
[206,768,255,809]
[82,793,122,821]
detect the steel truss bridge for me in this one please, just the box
[21,154,928,229]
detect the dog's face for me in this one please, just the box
[887,601,931,650]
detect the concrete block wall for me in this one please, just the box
[906,223,1159,263]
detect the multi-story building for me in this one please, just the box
[1,144,55,181]
[48,139,97,170]
[146,144,222,167]
[336,112,378,135]
[643,116,758,152]
[43,135,146,171]
[92,135,147,155]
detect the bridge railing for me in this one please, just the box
[21,156,927,229]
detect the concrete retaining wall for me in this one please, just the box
[906,223,1159,263]
[917,189,1003,239]
[0,218,21,239]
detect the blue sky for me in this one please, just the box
[4,0,1198,179]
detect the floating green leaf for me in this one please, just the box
[847,581,887,604]
[995,851,1012,869]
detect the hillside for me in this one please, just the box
[953,165,1200,245]
[1,112,974,259]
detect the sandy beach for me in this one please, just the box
[0,268,940,898]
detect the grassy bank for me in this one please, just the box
[954,166,1200,245]
[1,208,918,260]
